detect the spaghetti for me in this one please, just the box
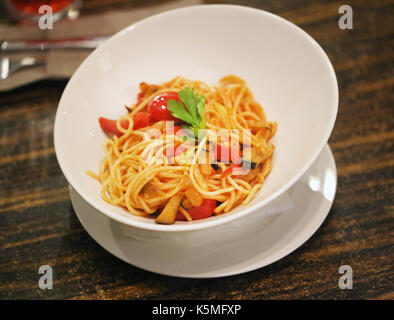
[87,75,277,224]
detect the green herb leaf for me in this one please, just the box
[166,87,206,139]
[178,87,198,121]
[167,99,198,127]
[196,95,205,125]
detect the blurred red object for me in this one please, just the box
[5,0,82,22]
[9,0,75,14]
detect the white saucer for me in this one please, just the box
[70,144,337,278]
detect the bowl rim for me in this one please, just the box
[54,4,339,232]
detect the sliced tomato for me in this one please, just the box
[147,92,180,122]
[99,112,150,136]
[216,143,242,164]
[176,199,216,221]
[133,112,150,129]
[221,164,243,179]
[99,117,128,137]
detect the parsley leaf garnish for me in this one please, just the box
[167,87,206,138]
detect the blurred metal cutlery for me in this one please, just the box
[0,36,109,52]
[0,56,46,79]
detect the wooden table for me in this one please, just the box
[0,0,392,300]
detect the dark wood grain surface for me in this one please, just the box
[0,0,393,300]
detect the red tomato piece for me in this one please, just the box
[99,117,128,137]
[132,112,150,129]
[147,92,180,122]
[221,164,243,179]
[216,143,242,164]
[99,112,150,136]
[176,199,216,221]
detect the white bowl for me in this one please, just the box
[54,5,338,233]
